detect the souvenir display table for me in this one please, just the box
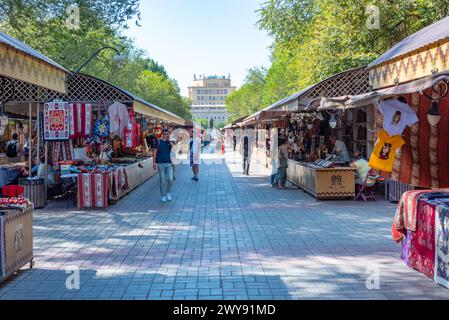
[392,190,449,290]
[73,157,156,209]
[108,157,156,202]
[0,198,34,284]
[287,159,356,200]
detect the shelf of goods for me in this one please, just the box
[287,159,356,200]
[0,202,34,284]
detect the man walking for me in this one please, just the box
[153,128,176,202]
[189,129,201,181]
[240,132,252,175]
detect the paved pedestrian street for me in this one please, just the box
[1,149,449,300]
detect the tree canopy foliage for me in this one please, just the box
[0,0,191,119]
[226,0,449,122]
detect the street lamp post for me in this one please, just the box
[71,46,124,76]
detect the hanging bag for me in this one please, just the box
[93,100,110,138]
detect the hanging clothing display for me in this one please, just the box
[124,109,138,148]
[43,102,70,141]
[93,101,110,138]
[51,142,62,169]
[378,99,418,136]
[107,102,130,139]
[69,103,92,139]
[368,130,405,172]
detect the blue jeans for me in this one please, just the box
[157,163,174,196]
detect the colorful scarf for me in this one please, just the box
[69,103,92,139]
[43,102,70,140]
[407,199,436,279]
[52,142,62,169]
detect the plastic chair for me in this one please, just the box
[355,170,378,202]
[2,185,24,197]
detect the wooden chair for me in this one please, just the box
[355,170,377,202]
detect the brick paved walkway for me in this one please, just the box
[1,148,449,300]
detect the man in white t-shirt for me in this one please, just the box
[330,136,350,163]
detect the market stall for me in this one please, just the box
[1,32,185,210]
[313,16,449,288]
[241,67,371,199]
[319,16,449,201]
[0,31,66,280]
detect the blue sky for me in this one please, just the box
[123,0,272,97]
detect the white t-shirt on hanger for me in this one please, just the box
[378,99,418,136]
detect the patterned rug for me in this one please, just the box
[43,102,70,141]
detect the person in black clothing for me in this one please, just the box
[240,134,252,175]
[6,133,20,163]
[233,135,237,151]
[153,128,176,202]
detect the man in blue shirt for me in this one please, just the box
[153,128,176,202]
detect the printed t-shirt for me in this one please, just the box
[378,99,418,136]
[368,130,405,172]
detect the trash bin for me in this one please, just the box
[19,178,46,209]
[0,204,34,283]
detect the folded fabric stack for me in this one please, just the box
[392,190,449,243]
[396,192,449,289]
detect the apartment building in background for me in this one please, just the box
[188,75,236,123]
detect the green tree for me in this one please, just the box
[0,0,190,119]
[226,67,267,121]
[134,71,191,120]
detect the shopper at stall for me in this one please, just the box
[6,133,20,163]
[189,130,200,181]
[273,137,289,189]
[153,128,176,202]
[330,136,351,163]
[240,131,253,175]
[233,135,237,151]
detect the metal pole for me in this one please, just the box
[73,46,121,74]
[44,141,48,201]
[29,102,32,178]
[36,103,40,165]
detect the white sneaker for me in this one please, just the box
[166,193,172,201]
[161,196,167,202]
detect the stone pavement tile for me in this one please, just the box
[2,149,449,300]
